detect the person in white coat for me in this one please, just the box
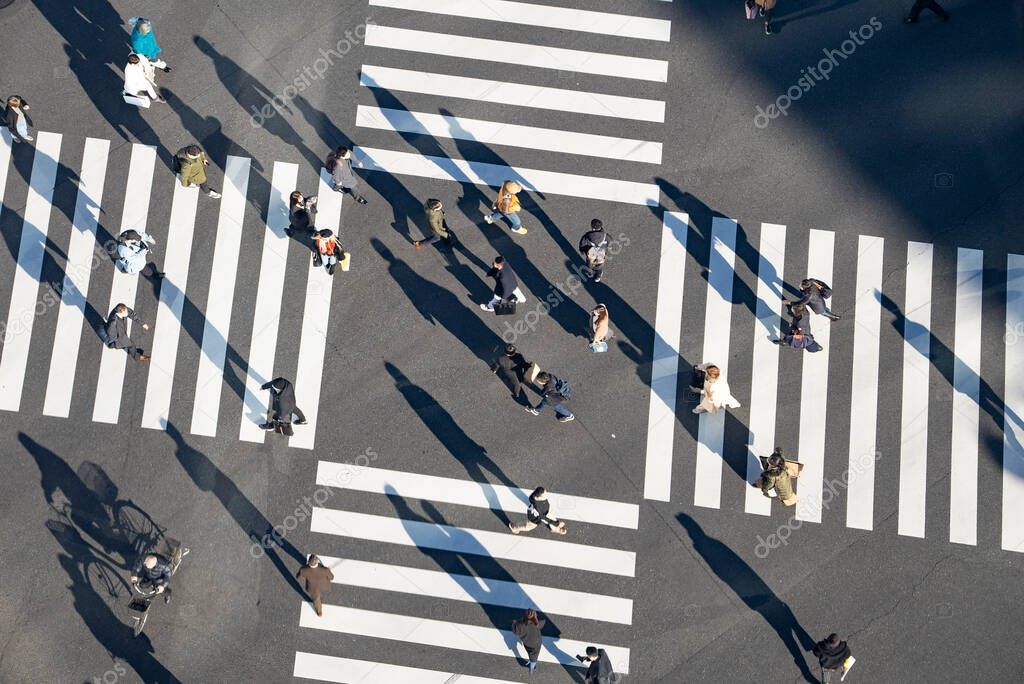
[692,363,741,414]
[124,54,165,104]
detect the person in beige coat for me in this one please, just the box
[590,304,610,352]
[691,363,741,414]
[755,0,776,34]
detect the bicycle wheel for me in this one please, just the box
[85,558,127,598]
[114,501,164,555]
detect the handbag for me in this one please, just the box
[123,91,151,108]
[525,362,541,384]
[745,0,758,19]
[339,251,351,272]
[493,299,517,316]
[689,365,707,391]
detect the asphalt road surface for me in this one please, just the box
[0,1,1022,683]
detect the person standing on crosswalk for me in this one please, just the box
[175,145,222,198]
[511,608,545,674]
[129,17,171,72]
[104,304,150,362]
[4,96,34,143]
[312,229,346,276]
[784,278,840,321]
[295,554,333,618]
[123,54,166,104]
[480,256,526,311]
[525,371,574,422]
[115,230,164,279]
[414,199,455,249]
[259,377,308,434]
[579,219,609,283]
[287,190,317,236]
[326,146,368,204]
[691,363,741,415]
[484,180,526,235]
[509,486,567,535]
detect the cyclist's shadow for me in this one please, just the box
[164,422,306,595]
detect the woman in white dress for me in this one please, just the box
[692,363,741,414]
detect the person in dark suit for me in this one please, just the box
[577,646,615,684]
[104,304,150,361]
[774,327,823,352]
[784,278,839,321]
[295,554,334,617]
[905,0,949,22]
[788,302,813,336]
[490,344,531,405]
[259,377,307,431]
[480,256,526,311]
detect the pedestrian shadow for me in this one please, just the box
[677,513,818,683]
[193,36,322,171]
[386,488,586,682]
[163,421,306,596]
[384,361,524,524]
[772,0,862,31]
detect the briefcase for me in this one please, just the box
[274,421,294,436]
[493,299,517,316]
[525,362,541,384]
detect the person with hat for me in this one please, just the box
[484,180,526,234]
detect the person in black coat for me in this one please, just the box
[525,371,574,422]
[812,633,852,682]
[788,302,813,335]
[578,218,609,283]
[773,327,823,353]
[104,304,150,361]
[784,278,840,321]
[512,608,545,673]
[490,344,530,405]
[577,646,615,684]
[259,377,307,431]
[509,486,567,535]
[4,95,34,143]
[480,256,526,311]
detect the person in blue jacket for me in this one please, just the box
[130,17,171,72]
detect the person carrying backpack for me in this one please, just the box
[578,218,609,283]
[484,180,525,234]
[525,371,574,422]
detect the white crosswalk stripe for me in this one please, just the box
[294,652,524,684]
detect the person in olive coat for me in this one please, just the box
[296,554,334,617]
[813,633,852,683]
[512,608,545,673]
[415,198,455,248]
[259,377,307,431]
[175,144,221,198]
[754,449,798,506]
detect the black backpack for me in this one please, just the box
[814,279,833,299]
[553,377,573,400]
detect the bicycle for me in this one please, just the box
[127,537,189,637]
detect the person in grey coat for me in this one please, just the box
[326,146,368,204]
[104,304,150,361]
[784,278,839,321]
[512,608,545,673]
[259,377,307,431]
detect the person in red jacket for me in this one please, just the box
[312,229,346,276]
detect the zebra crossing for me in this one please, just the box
[293,462,638,682]
[0,129,338,449]
[355,0,672,206]
[644,211,1024,555]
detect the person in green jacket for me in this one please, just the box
[175,144,221,198]
[755,449,798,506]
[414,198,455,249]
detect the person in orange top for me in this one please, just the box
[312,229,346,276]
[484,180,526,235]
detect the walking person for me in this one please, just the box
[115,229,164,279]
[774,326,823,352]
[784,278,840,321]
[480,256,526,311]
[511,608,545,674]
[813,633,853,683]
[590,304,611,353]
[326,146,368,204]
[123,54,166,104]
[525,371,574,423]
[414,198,456,249]
[691,363,741,414]
[490,344,531,406]
[129,17,171,71]
[259,377,307,435]
[905,0,950,23]
[484,180,526,235]
[509,486,567,535]
[104,304,151,361]
[287,190,317,236]
[4,96,33,143]
[175,144,222,198]
[312,229,346,276]
[295,554,334,618]
[754,0,776,34]
[754,448,798,506]
[577,646,615,684]
[578,219,609,283]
